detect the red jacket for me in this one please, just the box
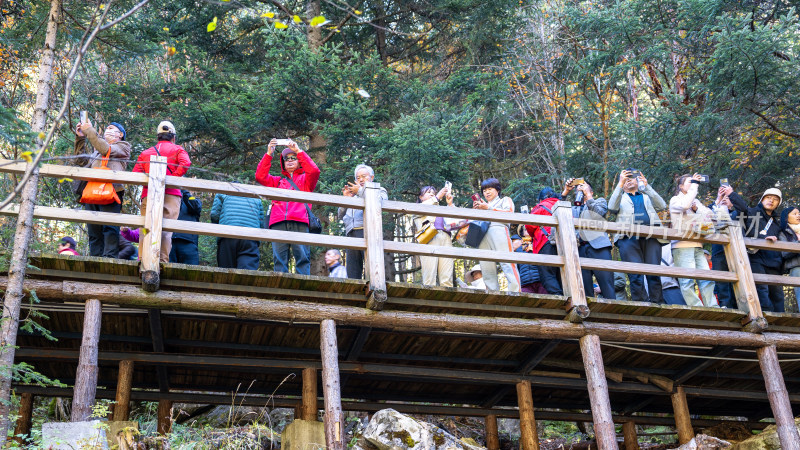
[132,141,191,198]
[525,197,559,254]
[255,150,320,227]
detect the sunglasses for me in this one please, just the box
[284,156,298,162]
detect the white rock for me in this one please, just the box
[42,420,109,450]
[362,409,485,450]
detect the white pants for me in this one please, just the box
[420,231,454,287]
[478,226,520,292]
[672,246,717,307]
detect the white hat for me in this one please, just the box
[760,188,782,206]
[157,120,176,135]
[465,265,482,284]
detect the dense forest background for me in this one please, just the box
[1,0,799,275]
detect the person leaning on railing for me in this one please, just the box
[561,178,615,299]
[413,185,460,287]
[727,185,785,312]
[778,205,800,309]
[668,173,718,307]
[337,164,388,280]
[132,120,191,263]
[73,119,131,258]
[608,169,668,304]
[473,178,520,292]
[255,139,320,275]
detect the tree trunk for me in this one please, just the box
[0,0,60,443]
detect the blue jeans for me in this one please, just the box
[672,247,716,307]
[270,221,310,275]
[169,239,199,265]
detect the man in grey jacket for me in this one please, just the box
[562,178,615,299]
[608,169,668,303]
[338,164,388,279]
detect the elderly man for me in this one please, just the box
[337,164,388,279]
[608,169,668,303]
[561,178,615,299]
[74,119,131,258]
[325,249,347,278]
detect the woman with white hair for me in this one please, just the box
[337,164,388,279]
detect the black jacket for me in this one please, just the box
[173,189,202,244]
[729,192,782,268]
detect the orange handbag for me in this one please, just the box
[79,154,121,205]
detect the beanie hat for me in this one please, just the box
[780,206,799,231]
[538,187,559,202]
[109,122,126,140]
[759,188,782,207]
[157,120,176,136]
[60,236,77,248]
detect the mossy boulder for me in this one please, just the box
[731,417,800,450]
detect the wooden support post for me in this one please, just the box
[140,154,167,292]
[363,181,387,310]
[671,386,694,445]
[113,360,134,421]
[552,201,589,322]
[301,367,318,421]
[516,380,539,450]
[320,319,344,449]
[757,345,800,450]
[71,299,101,422]
[294,402,302,420]
[723,224,767,330]
[622,421,639,450]
[485,414,500,450]
[157,399,172,435]
[579,334,618,450]
[13,392,33,443]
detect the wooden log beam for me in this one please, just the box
[113,360,134,421]
[364,182,387,310]
[516,380,539,450]
[157,399,172,435]
[301,367,317,421]
[579,335,618,450]
[724,225,764,324]
[622,421,639,450]
[320,319,344,449]
[757,345,800,450]
[141,155,167,292]
[71,299,101,422]
[486,414,500,450]
[10,279,800,350]
[553,202,588,321]
[13,392,33,444]
[671,386,694,445]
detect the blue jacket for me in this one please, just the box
[173,189,202,244]
[210,194,264,229]
[515,246,540,286]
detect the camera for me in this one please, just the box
[444,181,452,193]
[520,205,529,214]
[691,174,710,184]
[471,193,482,202]
[628,169,640,178]
[569,178,585,187]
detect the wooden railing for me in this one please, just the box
[2,158,800,323]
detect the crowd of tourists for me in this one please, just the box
[61,118,800,313]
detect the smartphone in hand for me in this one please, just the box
[80,111,87,124]
[275,139,292,146]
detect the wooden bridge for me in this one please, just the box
[2,157,800,449]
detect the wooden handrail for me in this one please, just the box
[382,200,559,227]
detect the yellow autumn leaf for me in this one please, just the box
[207,17,218,32]
[37,132,45,140]
[309,15,327,27]
[58,178,73,183]
[274,21,288,29]
[293,15,301,23]
[354,9,362,15]
[188,196,196,200]
[163,27,169,32]
[20,151,32,163]
[167,46,177,56]
[261,12,275,18]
